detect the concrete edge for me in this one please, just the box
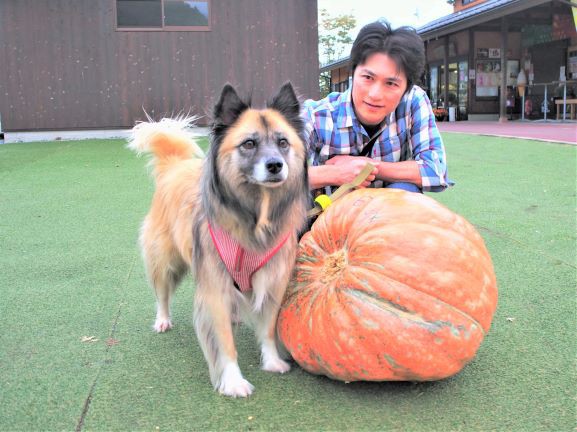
[1,127,211,144]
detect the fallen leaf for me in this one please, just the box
[106,338,120,346]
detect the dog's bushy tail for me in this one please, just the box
[128,117,204,173]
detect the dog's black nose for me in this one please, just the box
[266,158,284,174]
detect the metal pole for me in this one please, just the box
[521,93,525,121]
[543,85,548,122]
[562,82,567,122]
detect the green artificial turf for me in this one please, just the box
[0,135,575,431]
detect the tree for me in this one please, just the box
[318,9,356,96]
[318,9,356,65]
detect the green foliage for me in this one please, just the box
[317,9,356,97]
[319,71,331,98]
[318,8,356,66]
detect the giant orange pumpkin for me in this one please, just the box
[278,189,498,382]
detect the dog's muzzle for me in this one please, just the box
[254,157,287,185]
[266,157,284,175]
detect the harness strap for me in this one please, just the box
[208,223,290,292]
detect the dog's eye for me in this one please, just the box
[278,138,289,149]
[241,140,256,150]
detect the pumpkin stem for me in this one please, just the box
[321,249,347,283]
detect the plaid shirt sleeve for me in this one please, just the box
[302,91,358,168]
[406,87,453,192]
[301,100,320,167]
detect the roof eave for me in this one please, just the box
[319,58,350,73]
[419,0,552,40]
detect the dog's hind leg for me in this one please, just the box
[141,224,187,332]
[150,258,187,332]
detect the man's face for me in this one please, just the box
[351,52,408,126]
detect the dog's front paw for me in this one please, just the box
[219,377,254,398]
[153,318,173,333]
[262,356,291,374]
[218,363,254,397]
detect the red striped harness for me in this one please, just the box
[208,223,290,293]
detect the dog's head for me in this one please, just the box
[210,82,306,188]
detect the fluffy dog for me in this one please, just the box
[128,83,309,397]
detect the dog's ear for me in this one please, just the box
[214,84,249,127]
[269,82,300,121]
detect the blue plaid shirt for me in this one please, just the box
[302,85,451,193]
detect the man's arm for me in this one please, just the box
[316,155,419,188]
[308,159,377,190]
[408,89,451,192]
[374,160,422,186]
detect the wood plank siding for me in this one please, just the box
[0,0,319,131]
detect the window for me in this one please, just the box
[116,0,210,31]
[462,0,476,5]
[330,80,349,93]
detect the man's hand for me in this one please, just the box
[325,156,378,188]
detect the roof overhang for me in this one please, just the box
[319,58,350,74]
[419,0,554,41]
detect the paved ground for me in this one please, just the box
[437,120,576,145]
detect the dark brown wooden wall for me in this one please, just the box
[0,0,319,131]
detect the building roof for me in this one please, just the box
[320,0,553,72]
[418,0,551,40]
[319,57,350,73]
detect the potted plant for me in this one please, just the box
[433,107,448,121]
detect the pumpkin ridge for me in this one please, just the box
[347,222,497,321]
[344,288,485,337]
[340,218,495,287]
[352,222,491,271]
[348,266,487,335]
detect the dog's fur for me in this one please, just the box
[128,83,309,397]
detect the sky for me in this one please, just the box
[318,0,454,34]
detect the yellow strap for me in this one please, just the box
[314,194,332,210]
[307,163,375,218]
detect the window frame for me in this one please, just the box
[114,0,211,32]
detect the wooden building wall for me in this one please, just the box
[330,66,350,91]
[0,0,319,131]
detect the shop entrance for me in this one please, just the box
[429,60,469,120]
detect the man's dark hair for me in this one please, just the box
[350,20,425,91]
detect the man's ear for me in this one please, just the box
[213,84,249,127]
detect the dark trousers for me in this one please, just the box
[386,182,422,193]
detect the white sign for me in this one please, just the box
[488,48,501,59]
